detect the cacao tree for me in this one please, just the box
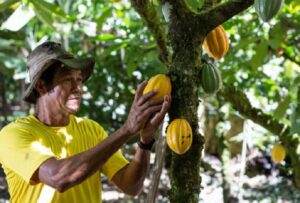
[130,0,255,201]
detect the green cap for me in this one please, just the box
[23,41,95,103]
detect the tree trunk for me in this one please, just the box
[167,13,204,202]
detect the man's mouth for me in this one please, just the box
[69,96,80,100]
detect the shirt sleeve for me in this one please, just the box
[0,123,55,184]
[92,122,129,181]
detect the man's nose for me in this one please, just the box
[72,80,83,93]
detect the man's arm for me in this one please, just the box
[37,126,131,192]
[36,82,163,193]
[111,95,170,196]
[111,147,151,196]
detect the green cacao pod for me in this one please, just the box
[166,119,193,155]
[255,0,284,22]
[200,63,222,94]
[203,25,229,60]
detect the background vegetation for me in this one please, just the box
[0,0,300,202]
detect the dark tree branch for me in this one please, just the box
[164,0,254,37]
[199,0,254,34]
[130,0,170,65]
[218,85,289,138]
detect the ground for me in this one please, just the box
[0,153,300,202]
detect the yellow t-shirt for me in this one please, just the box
[0,114,129,203]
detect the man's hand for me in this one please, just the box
[123,81,165,135]
[140,95,171,143]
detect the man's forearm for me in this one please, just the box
[38,126,131,192]
[112,146,151,196]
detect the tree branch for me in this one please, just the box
[130,0,170,65]
[218,84,288,137]
[164,0,254,39]
[200,0,254,33]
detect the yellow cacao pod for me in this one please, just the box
[143,74,171,100]
[203,25,229,60]
[271,144,286,164]
[166,119,193,155]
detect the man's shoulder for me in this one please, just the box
[1,115,34,129]
[0,115,35,137]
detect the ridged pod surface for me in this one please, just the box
[271,144,286,164]
[255,0,284,22]
[143,74,172,100]
[201,63,222,94]
[166,119,193,155]
[203,25,229,60]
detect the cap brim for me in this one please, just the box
[23,57,95,104]
[58,57,95,82]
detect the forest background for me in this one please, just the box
[0,0,300,202]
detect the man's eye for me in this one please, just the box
[64,78,72,82]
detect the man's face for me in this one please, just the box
[45,66,83,114]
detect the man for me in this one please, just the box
[0,41,170,203]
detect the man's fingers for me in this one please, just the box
[139,105,162,120]
[134,81,148,101]
[140,98,164,112]
[161,95,170,113]
[150,96,170,125]
[137,90,158,106]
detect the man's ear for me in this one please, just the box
[35,80,47,95]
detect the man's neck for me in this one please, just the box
[34,103,71,127]
[34,113,70,127]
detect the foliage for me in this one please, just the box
[0,0,165,133]
[1,0,300,201]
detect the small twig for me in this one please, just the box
[147,116,168,203]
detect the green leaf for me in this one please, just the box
[151,0,158,6]
[31,0,67,18]
[232,36,259,52]
[96,7,113,31]
[97,34,118,41]
[103,42,127,57]
[273,94,291,119]
[30,1,55,29]
[185,0,204,12]
[268,39,281,50]
[0,0,19,12]
[290,109,300,135]
[0,39,13,49]
[293,76,300,86]
[251,41,268,69]
[0,62,13,76]
[0,52,25,75]
[32,6,54,29]
[268,23,284,50]
[126,60,137,77]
